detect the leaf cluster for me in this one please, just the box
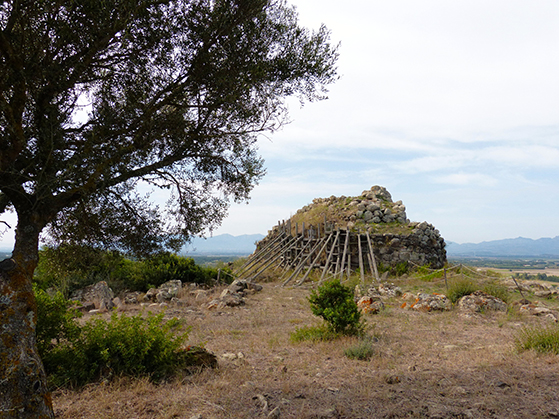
[308,279,363,336]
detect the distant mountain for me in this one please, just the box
[446,236,559,258]
[182,233,265,255]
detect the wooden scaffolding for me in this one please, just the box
[234,219,380,286]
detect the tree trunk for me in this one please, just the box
[0,215,54,418]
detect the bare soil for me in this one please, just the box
[53,280,559,419]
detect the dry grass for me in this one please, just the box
[53,278,559,419]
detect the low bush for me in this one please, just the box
[34,245,231,294]
[34,285,82,357]
[447,277,477,303]
[515,324,559,354]
[344,337,377,361]
[308,279,363,336]
[43,311,191,387]
[35,288,198,387]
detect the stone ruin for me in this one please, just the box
[237,186,446,285]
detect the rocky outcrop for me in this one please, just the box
[276,185,446,270]
[70,281,115,310]
[458,291,507,313]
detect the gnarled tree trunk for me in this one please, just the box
[0,216,54,418]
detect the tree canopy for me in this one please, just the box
[0,1,338,416]
[0,0,338,255]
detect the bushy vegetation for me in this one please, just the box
[35,286,82,356]
[308,279,363,336]
[513,272,559,284]
[515,324,559,354]
[34,244,231,296]
[35,289,195,388]
[446,277,477,303]
[344,337,377,361]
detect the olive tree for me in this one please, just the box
[0,0,338,416]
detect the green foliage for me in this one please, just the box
[394,261,409,276]
[42,311,191,388]
[513,272,559,283]
[34,244,141,295]
[34,245,231,294]
[446,277,478,303]
[344,337,377,361]
[308,280,363,336]
[34,285,82,357]
[139,252,226,291]
[413,264,443,282]
[515,324,559,354]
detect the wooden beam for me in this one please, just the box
[366,231,380,282]
[357,233,365,284]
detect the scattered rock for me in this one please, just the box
[519,304,559,321]
[206,279,262,309]
[70,281,114,310]
[357,296,384,314]
[458,291,507,313]
[378,283,402,298]
[409,293,451,312]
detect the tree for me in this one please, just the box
[0,0,338,416]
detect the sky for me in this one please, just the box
[214,0,559,244]
[1,0,558,247]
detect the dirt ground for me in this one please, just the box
[53,279,559,419]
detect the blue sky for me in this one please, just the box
[1,0,558,247]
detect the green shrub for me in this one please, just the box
[34,285,82,357]
[34,244,139,295]
[34,245,231,294]
[447,277,477,303]
[41,310,191,387]
[344,337,377,360]
[394,261,409,276]
[515,324,559,354]
[308,280,363,336]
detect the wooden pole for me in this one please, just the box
[339,229,350,280]
[321,230,340,281]
[366,231,380,282]
[283,237,327,287]
[296,234,333,286]
[357,233,365,284]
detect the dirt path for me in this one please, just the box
[53,282,559,419]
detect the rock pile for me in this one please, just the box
[284,185,447,270]
[207,279,263,310]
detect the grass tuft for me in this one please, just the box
[447,278,477,303]
[515,324,559,354]
[344,337,378,361]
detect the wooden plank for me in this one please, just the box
[338,229,350,279]
[366,231,380,281]
[238,233,292,277]
[296,233,333,286]
[280,235,312,279]
[234,232,284,276]
[357,233,365,284]
[320,230,340,281]
[282,236,326,287]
